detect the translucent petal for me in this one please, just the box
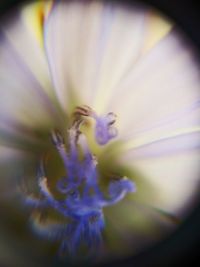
[105,28,200,217]
[3,2,54,97]
[107,29,200,139]
[124,150,200,215]
[44,1,148,113]
[0,11,59,130]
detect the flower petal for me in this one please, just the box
[108,29,200,140]
[0,9,60,131]
[114,29,200,216]
[124,150,200,215]
[44,1,148,113]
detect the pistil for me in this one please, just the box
[23,105,136,257]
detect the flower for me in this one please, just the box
[0,0,200,265]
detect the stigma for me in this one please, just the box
[74,105,118,145]
[23,105,136,258]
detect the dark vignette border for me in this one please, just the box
[0,0,200,267]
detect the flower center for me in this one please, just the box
[23,105,136,258]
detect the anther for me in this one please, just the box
[107,112,117,126]
[74,105,93,117]
[51,129,64,147]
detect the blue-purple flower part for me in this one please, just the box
[22,106,136,257]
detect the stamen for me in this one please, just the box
[51,130,69,171]
[107,112,117,125]
[23,105,135,258]
[38,177,54,200]
[74,105,118,145]
[74,105,92,117]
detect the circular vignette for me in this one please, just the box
[0,1,200,267]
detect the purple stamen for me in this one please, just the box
[23,106,136,258]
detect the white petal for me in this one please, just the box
[0,10,59,130]
[44,1,148,113]
[108,29,200,140]
[113,29,200,216]
[125,151,200,215]
[3,4,54,99]
[122,130,200,159]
